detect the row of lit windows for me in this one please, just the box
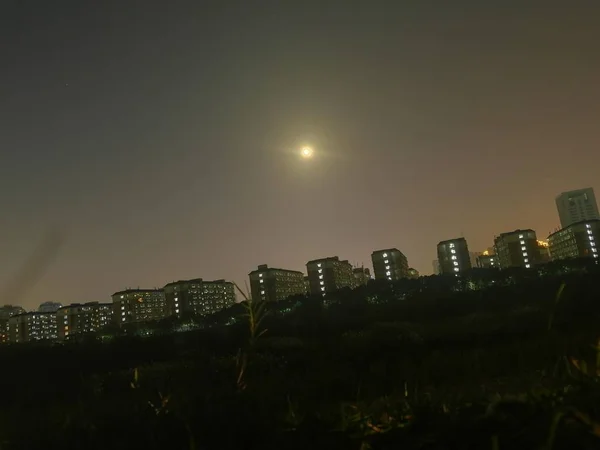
[586,224,598,258]
[382,255,393,280]
[518,234,532,268]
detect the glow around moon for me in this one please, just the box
[300,146,314,158]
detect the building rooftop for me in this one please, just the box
[437,237,467,245]
[306,256,344,264]
[111,288,164,296]
[556,187,595,198]
[547,219,600,238]
[371,248,401,255]
[248,265,304,275]
[9,311,57,319]
[163,278,204,287]
[57,302,111,311]
[496,229,535,238]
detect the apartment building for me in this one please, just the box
[556,188,599,228]
[0,305,25,344]
[494,229,539,269]
[8,311,58,343]
[56,302,112,340]
[164,279,236,317]
[111,289,167,326]
[353,267,371,286]
[437,238,471,275]
[371,248,409,281]
[248,265,305,302]
[306,256,355,296]
[476,251,498,269]
[548,219,600,261]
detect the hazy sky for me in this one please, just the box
[1,1,599,310]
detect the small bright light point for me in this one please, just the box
[301,146,313,158]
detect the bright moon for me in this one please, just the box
[301,146,313,158]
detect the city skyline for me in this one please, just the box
[1,2,600,310]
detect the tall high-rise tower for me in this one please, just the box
[556,188,599,228]
[437,238,471,275]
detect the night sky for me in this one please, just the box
[2,1,599,310]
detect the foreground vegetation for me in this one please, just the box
[2,259,600,449]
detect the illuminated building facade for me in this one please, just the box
[164,279,197,317]
[8,312,58,343]
[199,280,236,314]
[111,289,167,326]
[56,302,112,340]
[248,265,305,302]
[548,220,600,261]
[306,256,355,296]
[0,305,25,344]
[164,279,236,317]
[371,248,409,281]
[407,268,420,279]
[537,240,551,263]
[437,238,471,275]
[494,229,539,269]
[556,188,599,228]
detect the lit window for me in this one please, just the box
[259,273,263,278]
[318,269,322,274]
[120,295,124,299]
[385,265,390,270]
[451,256,457,260]
[320,286,325,291]
[317,263,322,268]
[261,290,265,295]
[524,258,529,263]
[521,246,526,251]
[175,309,179,313]
[320,281,324,285]
[454,267,459,272]
[259,279,263,283]
[591,236,595,241]
[387,276,392,280]
[384,260,389,264]
[520,240,525,245]
[525,264,531,268]
[523,253,528,257]
[519,234,524,238]
[451,250,456,254]
[386,271,391,276]
[382,253,388,258]
[319,275,323,279]
[453,262,458,266]
[449,243,455,248]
